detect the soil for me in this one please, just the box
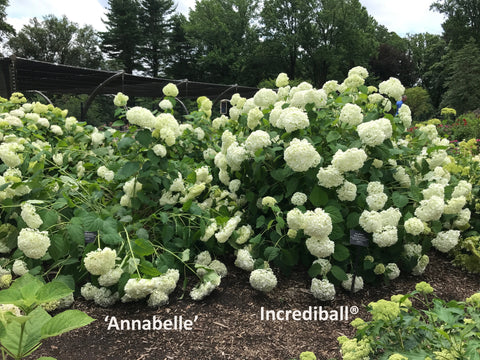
[29,251,479,360]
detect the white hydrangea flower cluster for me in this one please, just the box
[235,224,253,244]
[153,113,181,146]
[275,73,289,87]
[276,107,310,133]
[249,268,277,292]
[305,236,335,258]
[215,213,242,243]
[291,192,307,206]
[331,148,367,173]
[452,180,472,198]
[213,114,229,129]
[121,177,143,207]
[341,274,364,292]
[12,259,28,276]
[0,168,31,201]
[159,99,173,110]
[113,92,129,107]
[81,282,119,307]
[366,181,388,211]
[336,181,357,202]
[190,275,221,301]
[404,217,424,235]
[357,118,392,146]
[404,243,423,258]
[98,267,123,287]
[414,196,444,222]
[443,196,466,215]
[247,107,263,129]
[122,269,180,307]
[20,201,43,229]
[385,263,400,280]
[316,165,344,188]
[393,166,411,187]
[0,142,23,168]
[431,230,460,253]
[418,124,438,141]
[153,143,167,157]
[226,141,247,171]
[235,248,255,271]
[339,103,363,126]
[245,130,271,154]
[378,77,405,101]
[359,207,401,245]
[17,228,50,259]
[97,165,114,182]
[288,88,327,109]
[372,225,398,247]
[310,278,336,301]
[284,138,321,172]
[253,88,278,108]
[126,106,156,129]
[322,80,338,94]
[52,153,63,166]
[397,104,412,127]
[454,208,471,228]
[91,128,105,146]
[162,83,179,97]
[84,247,117,276]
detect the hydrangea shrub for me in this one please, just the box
[0,67,478,306]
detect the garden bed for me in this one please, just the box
[31,251,479,360]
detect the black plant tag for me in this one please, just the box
[349,230,369,247]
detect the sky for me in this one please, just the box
[5,0,445,37]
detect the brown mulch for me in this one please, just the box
[30,251,479,360]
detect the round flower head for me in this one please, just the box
[284,138,321,172]
[84,247,117,275]
[17,228,50,259]
[20,202,43,229]
[277,107,310,133]
[379,77,405,101]
[341,273,363,293]
[249,268,277,292]
[331,148,367,173]
[245,130,271,154]
[235,248,255,271]
[310,278,335,301]
[431,230,460,253]
[253,88,278,108]
[113,92,129,107]
[303,208,333,238]
[291,192,307,206]
[305,236,335,258]
[316,165,344,188]
[337,181,357,202]
[162,83,179,97]
[276,73,289,87]
[159,99,173,110]
[339,103,363,126]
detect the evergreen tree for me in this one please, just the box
[164,14,197,80]
[441,39,480,113]
[101,0,142,73]
[0,0,15,38]
[139,0,176,77]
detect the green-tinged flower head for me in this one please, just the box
[339,337,372,360]
[388,354,408,360]
[299,351,316,360]
[261,196,277,208]
[369,299,400,321]
[0,274,12,289]
[466,293,480,307]
[10,92,27,104]
[374,263,385,275]
[415,281,434,295]
[440,107,456,116]
[390,294,412,308]
[275,73,289,87]
[364,255,374,263]
[113,92,129,107]
[163,83,179,97]
[350,318,367,330]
